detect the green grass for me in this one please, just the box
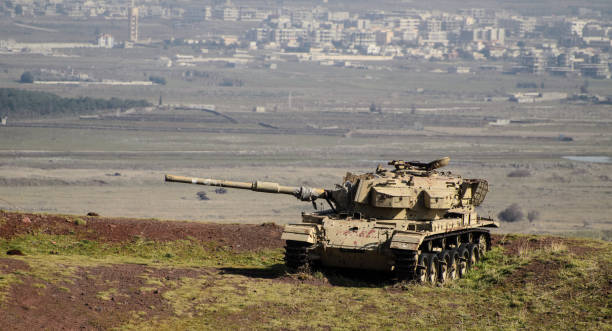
[0,231,610,330]
[0,232,283,268]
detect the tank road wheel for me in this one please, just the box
[467,243,480,268]
[456,246,469,278]
[416,253,430,284]
[284,241,312,272]
[394,250,418,281]
[448,250,459,280]
[437,250,451,284]
[477,233,489,255]
[426,254,440,285]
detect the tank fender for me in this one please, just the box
[281,224,318,244]
[390,231,426,251]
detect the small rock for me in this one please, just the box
[21,216,31,224]
[87,212,99,217]
[6,249,24,256]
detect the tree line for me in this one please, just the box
[0,88,151,118]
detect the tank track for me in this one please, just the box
[393,250,418,280]
[394,229,491,283]
[284,240,313,271]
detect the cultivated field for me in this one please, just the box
[0,105,611,239]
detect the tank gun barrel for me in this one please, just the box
[164,174,326,201]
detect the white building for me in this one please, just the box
[97,34,114,48]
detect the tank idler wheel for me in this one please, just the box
[466,243,480,268]
[448,250,459,280]
[456,245,470,278]
[284,241,312,272]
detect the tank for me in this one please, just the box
[165,157,499,284]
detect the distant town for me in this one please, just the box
[1,0,611,82]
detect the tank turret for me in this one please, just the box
[165,157,498,284]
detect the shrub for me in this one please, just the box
[498,204,524,222]
[507,169,531,178]
[196,191,209,200]
[149,76,166,85]
[20,71,34,83]
[74,218,87,226]
[527,210,540,223]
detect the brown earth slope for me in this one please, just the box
[0,211,609,330]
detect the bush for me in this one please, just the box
[507,169,531,178]
[149,76,166,85]
[498,204,524,222]
[527,210,540,223]
[74,218,87,226]
[196,191,209,201]
[20,71,34,83]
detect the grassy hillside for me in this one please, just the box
[0,211,610,330]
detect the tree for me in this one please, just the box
[149,76,166,85]
[19,72,33,83]
[498,203,524,222]
[580,80,589,94]
[527,210,540,223]
[369,102,377,112]
[481,48,491,59]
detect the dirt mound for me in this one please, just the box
[0,211,284,252]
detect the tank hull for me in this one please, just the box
[282,213,497,280]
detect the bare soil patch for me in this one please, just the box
[0,211,284,252]
[0,260,213,330]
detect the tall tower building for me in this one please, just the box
[128,0,138,42]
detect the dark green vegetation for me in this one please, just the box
[19,71,33,84]
[148,76,167,86]
[0,212,609,330]
[0,88,151,118]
